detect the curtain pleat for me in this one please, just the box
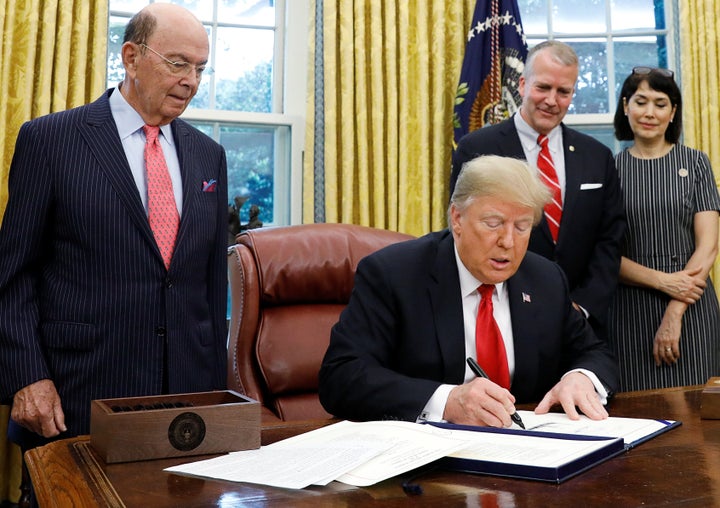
[678,1,720,292]
[0,0,108,502]
[307,0,475,235]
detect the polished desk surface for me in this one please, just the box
[25,386,720,507]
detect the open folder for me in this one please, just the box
[165,412,680,488]
[430,410,680,483]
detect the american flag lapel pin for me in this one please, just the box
[522,292,531,303]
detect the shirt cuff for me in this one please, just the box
[564,368,608,405]
[417,384,456,423]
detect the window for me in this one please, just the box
[518,0,675,151]
[107,0,306,227]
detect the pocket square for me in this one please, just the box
[202,179,217,192]
[580,183,602,190]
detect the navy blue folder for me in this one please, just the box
[427,419,681,483]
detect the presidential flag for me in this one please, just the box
[452,0,528,149]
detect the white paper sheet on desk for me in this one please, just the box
[516,410,675,444]
[164,420,468,489]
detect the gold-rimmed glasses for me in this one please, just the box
[140,43,208,79]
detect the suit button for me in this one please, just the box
[165,277,173,288]
[156,327,166,336]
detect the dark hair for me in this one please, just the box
[123,10,157,45]
[614,70,682,143]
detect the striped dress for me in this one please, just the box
[609,144,720,391]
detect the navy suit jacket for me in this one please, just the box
[0,89,228,447]
[449,118,626,338]
[318,230,619,422]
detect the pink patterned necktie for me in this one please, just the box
[143,125,179,269]
[537,134,562,243]
[475,284,510,389]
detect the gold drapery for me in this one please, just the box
[678,1,720,290]
[0,0,108,502]
[305,0,476,235]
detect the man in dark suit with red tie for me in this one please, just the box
[319,155,619,427]
[450,40,626,342]
[0,3,228,449]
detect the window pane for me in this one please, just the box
[569,39,609,114]
[553,0,606,34]
[190,122,290,226]
[107,16,127,86]
[611,0,662,30]
[219,0,275,26]
[110,0,147,12]
[517,0,548,34]
[573,125,618,153]
[614,35,669,98]
[211,27,274,112]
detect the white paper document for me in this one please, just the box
[165,414,678,489]
[516,410,675,445]
[165,420,468,489]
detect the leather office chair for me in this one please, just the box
[227,223,414,423]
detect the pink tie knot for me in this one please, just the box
[143,124,160,143]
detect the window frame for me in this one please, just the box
[107,0,308,225]
[521,0,678,152]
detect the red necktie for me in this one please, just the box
[537,134,562,243]
[475,284,510,389]
[144,125,179,270]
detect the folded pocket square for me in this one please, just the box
[580,183,602,190]
[202,179,217,192]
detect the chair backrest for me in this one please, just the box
[227,223,414,421]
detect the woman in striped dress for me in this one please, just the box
[609,67,720,391]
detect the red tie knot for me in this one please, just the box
[537,134,548,148]
[478,284,494,299]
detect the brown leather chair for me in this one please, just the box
[227,223,414,423]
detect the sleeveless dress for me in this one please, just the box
[609,144,720,391]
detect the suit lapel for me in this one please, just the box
[428,232,467,385]
[77,90,157,250]
[559,124,581,242]
[506,268,542,400]
[498,119,527,159]
[170,120,196,257]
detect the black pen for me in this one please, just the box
[466,357,525,429]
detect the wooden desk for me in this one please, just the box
[25,386,720,507]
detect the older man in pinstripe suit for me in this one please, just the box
[0,3,228,449]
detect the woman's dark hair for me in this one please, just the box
[613,69,682,143]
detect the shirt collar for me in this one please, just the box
[109,86,174,145]
[453,242,506,299]
[514,111,561,154]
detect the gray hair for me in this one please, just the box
[523,40,578,79]
[449,155,551,225]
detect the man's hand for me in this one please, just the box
[444,377,517,427]
[534,372,607,421]
[11,379,67,438]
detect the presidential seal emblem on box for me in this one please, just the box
[90,390,260,463]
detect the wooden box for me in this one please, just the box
[90,390,260,463]
[701,377,720,419]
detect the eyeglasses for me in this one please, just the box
[632,66,674,79]
[140,43,208,79]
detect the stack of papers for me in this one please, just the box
[165,412,680,488]
[165,420,468,489]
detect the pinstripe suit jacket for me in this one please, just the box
[0,89,228,447]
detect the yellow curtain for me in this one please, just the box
[304,0,476,236]
[678,0,720,291]
[0,0,108,502]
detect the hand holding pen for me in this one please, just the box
[466,357,525,429]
